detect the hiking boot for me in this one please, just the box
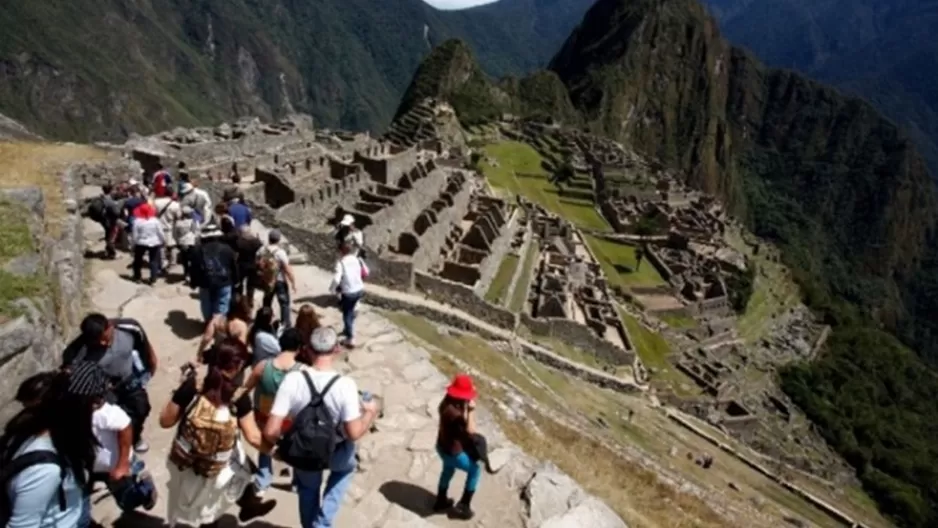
[432,493,454,513]
[449,502,475,520]
[134,440,149,453]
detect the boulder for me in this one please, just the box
[522,462,628,528]
[540,497,628,528]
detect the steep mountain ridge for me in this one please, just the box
[703,0,938,177]
[0,0,593,141]
[547,0,938,334]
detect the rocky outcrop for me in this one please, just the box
[522,462,628,527]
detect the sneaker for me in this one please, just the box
[449,502,475,520]
[134,440,150,454]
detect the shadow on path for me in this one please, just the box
[165,309,205,340]
[294,294,340,310]
[113,512,290,528]
[379,480,436,518]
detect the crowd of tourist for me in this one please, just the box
[1,170,491,528]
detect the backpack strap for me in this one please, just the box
[0,451,67,512]
[301,371,341,407]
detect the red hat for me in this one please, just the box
[446,374,477,401]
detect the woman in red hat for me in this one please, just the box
[434,373,481,520]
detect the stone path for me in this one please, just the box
[85,259,532,527]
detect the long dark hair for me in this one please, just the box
[0,371,97,487]
[201,338,247,406]
[248,306,276,347]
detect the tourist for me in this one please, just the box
[235,225,263,303]
[151,164,173,198]
[197,294,252,366]
[130,202,165,285]
[330,242,368,348]
[434,374,482,520]
[0,368,96,527]
[243,328,306,493]
[80,361,157,523]
[179,181,212,224]
[249,306,281,366]
[189,223,238,324]
[294,304,322,351]
[257,230,296,329]
[216,203,234,232]
[152,192,180,274]
[159,339,276,527]
[122,185,146,230]
[86,183,121,260]
[14,371,55,409]
[335,214,364,256]
[227,190,253,230]
[173,205,200,284]
[62,313,158,454]
[263,327,379,528]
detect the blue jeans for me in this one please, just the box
[199,285,232,321]
[293,440,357,528]
[339,291,363,340]
[255,452,273,491]
[437,448,481,494]
[262,281,292,328]
[79,457,153,527]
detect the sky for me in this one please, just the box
[423,0,499,10]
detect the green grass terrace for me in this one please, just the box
[479,141,610,232]
[583,234,667,288]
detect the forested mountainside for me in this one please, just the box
[396,0,938,524]
[0,0,592,141]
[704,0,938,178]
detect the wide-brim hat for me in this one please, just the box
[340,214,355,227]
[201,223,222,238]
[446,374,477,401]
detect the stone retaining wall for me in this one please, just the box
[0,169,85,423]
[521,313,635,366]
[415,271,518,331]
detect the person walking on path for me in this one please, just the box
[62,314,158,454]
[243,328,306,493]
[173,205,200,284]
[79,362,158,526]
[330,242,368,348]
[263,327,379,528]
[158,339,276,528]
[179,181,212,225]
[152,192,180,274]
[130,202,165,285]
[434,374,482,520]
[235,225,263,305]
[190,223,238,324]
[334,214,364,257]
[226,190,253,230]
[86,183,122,260]
[257,230,296,329]
[248,306,281,366]
[0,367,97,528]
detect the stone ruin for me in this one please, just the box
[520,205,637,368]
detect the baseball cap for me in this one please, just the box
[310,326,339,354]
[340,214,355,227]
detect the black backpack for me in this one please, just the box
[87,197,106,223]
[334,225,351,248]
[277,372,341,471]
[0,451,67,524]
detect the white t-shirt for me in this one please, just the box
[270,367,361,437]
[331,254,367,295]
[261,244,290,282]
[92,403,132,473]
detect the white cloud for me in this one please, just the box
[423,0,500,10]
